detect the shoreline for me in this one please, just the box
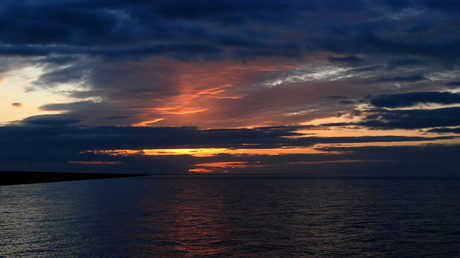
[0,171,147,186]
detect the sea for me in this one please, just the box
[1,175,460,257]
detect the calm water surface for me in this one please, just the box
[1,175,460,257]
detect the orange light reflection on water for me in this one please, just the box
[138,180,232,256]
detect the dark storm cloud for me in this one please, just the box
[371,92,460,108]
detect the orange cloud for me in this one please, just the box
[87,148,229,157]
[127,58,307,128]
[188,168,219,173]
[191,161,250,168]
[132,118,164,127]
[152,107,209,115]
[11,102,22,107]
[189,161,268,173]
[189,161,249,173]
[84,147,336,158]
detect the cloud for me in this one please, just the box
[0,0,457,64]
[428,127,460,134]
[370,92,460,108]
[0,0,310,61]
[445,81,460,87]
[0,118,456,173]
[344,107,460,130]
[20,115,81,126]
[322,91,460,130]
[369,75,426,83]
[39,101,105,111]
[312,144,460,176]
[33,59,94,87]
[1,1,460,175]
[327,55,363,64]
[387,58,424,68]
[11,102,22,107]
[24,87,35,92]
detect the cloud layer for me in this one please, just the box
[1,0,459,128]
[1,118,457,174]
[1,0,460,175]
[371,92,460,108]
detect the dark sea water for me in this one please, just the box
[1,175,460,257]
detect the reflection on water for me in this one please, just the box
[1,176,460,257]
[138,178,231,256]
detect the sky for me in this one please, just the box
[1,0,460,176]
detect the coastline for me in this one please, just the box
[0,171,147,186]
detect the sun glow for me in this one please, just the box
[0,66,63,124]
[0,64,101,125]
[84,146,337,158]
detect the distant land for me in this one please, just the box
[0,171,147,186]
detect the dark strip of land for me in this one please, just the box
[0,171,148,186]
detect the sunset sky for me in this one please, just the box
[1,0,460,175]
